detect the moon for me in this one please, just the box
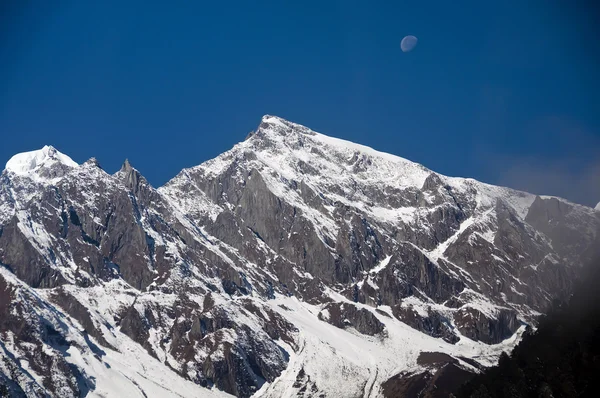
[401,35,418,52]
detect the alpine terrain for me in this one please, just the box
[0,115,599,398]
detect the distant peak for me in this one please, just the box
[251,114,421,168]
[4,145,78,177]
[250,114,317,144]
[117,158,147,193]
[258,114,304,132]
[258,114,288,130]
[43,145,57,155]
[83,157,102,169]
[118,158,141,179]
[120,158,134,173]
[261,114,283,123]
[595,201,600,211]
[244,115,287,142]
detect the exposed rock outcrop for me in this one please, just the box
[1,116,599,397]
[318,302,385,336]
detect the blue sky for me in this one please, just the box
[1,1,599,205]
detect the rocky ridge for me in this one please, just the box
[0,115,598,397]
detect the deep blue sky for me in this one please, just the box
[1,1,599,205]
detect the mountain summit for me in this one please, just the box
[4,145,78,183]
[1,116,599,397]
[5,145,77,174]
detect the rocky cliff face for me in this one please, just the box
[1,115,599,397]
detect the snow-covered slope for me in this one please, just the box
[0,268,229,398]
[1,115,599,398]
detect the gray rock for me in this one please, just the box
[318,302,385,336]
[1,116,599,397]
[453,306,519,344]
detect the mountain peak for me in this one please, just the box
[83,157,102,169]
[243,115,287,140]
[250,114,427,172]
[3,117,600,398]
[117,158,147,193]
[595,201,600,211]
[120,158,134,173]
[256,114,315,135]
[4,145,78,177]
[260,114,286,123]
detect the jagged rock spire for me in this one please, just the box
[118,158,145,194]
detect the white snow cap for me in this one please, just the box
[5,145,78,175]
[595,202,600,211]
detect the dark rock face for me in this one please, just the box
[383,352,476,398]
[318,302,385,336]
[454,307,519,344]
[0,161,159,291]
[382,364,474,398]
[526,196,600,262]
[118,303,153,353]
[113,292,295,398]
[384,246,465,305]
[392,304,459,344]
[0,216,67,288]
[1,115,599,397]
[49,288,114,349]
[0,272,97,397]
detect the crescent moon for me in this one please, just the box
[401,35,418,53]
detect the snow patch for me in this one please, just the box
[5,145,78,177]
[370,256,392,275]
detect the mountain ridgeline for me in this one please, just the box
[0,116,599,397]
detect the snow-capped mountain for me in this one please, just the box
[1,115,599,397]
[4,145,78,180]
